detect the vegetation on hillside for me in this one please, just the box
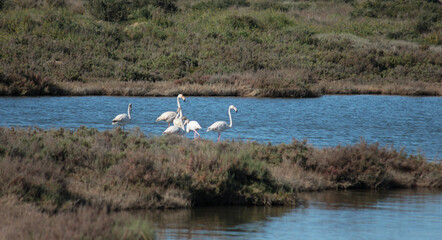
[0,0,441,96]
[1,126,441,238]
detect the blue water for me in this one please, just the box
[147,189,442,240]
[0,95,440,159]
[1,95,441,239]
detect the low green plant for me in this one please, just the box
[85,0,131,22]
[0,0,441,97]
[1,127,440,214]
[192,0,250,10]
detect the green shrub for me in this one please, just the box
[1,0,68,9]
[150,0,178,13]
[45,0,67,8]
[0,72,65,96]
[132,0,178,13]
[351,0,441,21]
[120,66,162,82]
[192,0,250,10]
[252,1,290,12]
[85,0,131,22]
[414,17,433,33]
[227,15,262,30]
[265,14,292,29]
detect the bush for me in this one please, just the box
[120,66,162,82]
[132,0,178,13]
[351,0,441,21]
[252,1,290,12]
[414,17,433,33]
[0,0,68,9]
[192,0,250,10]
[85,0,131,22]
[228,15,262,30]
[0,72,65,96]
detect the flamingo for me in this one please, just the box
[156,94,186,126]
[185,119,202,139]
[163,124,186,135]
[173,107,185,127]
[112,103,132,131]
[163,107,186,135]
[207,105,238,142]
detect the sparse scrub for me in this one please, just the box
[191,0,250,10]
[85,0,131,22]
[1,127,440,211]
[0,0,441,97]
[1,126,441,238]
[0,72,65,96]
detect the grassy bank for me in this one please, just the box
[0,0,441,97]
[1,126,441,238]
[1,127,440,210]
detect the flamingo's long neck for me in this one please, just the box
[228,107,233,128]
[175,107,182,120]
[177,96,181,110]
[127,105,131,119]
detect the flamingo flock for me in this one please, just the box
[111,94,238,142]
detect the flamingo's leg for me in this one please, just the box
[218,133,221,142]
[195,130,200,138]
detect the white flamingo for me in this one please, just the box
[163,124,186,135]
[173,107,185,127]
[207,105,238,142]
[112,103,132,131]
[185,119,202,139]
[156,94,186,126]
[163,107,186,135]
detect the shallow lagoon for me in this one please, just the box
[1,95,440,159]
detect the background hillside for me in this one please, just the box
[0,0,441,96]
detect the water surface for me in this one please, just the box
[145,189,442,240]
[0,95,440,159]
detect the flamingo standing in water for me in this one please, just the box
[163,107,186,135]
[186,119,202,139]
[112,103,132,131]
[207,105,238,142]
[156,94,186,126]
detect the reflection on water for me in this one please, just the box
[145,206,292,239]
[145,189,442,240]
[0,95,440,159]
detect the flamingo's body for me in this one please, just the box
[163,106,185,135]
[163,125,186,135]
[156,110,178,125]
[186,120,202,139]
[173,107,186,127]
[156,94,186,126]
[112,103,132,131]
[207,105,238,142]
